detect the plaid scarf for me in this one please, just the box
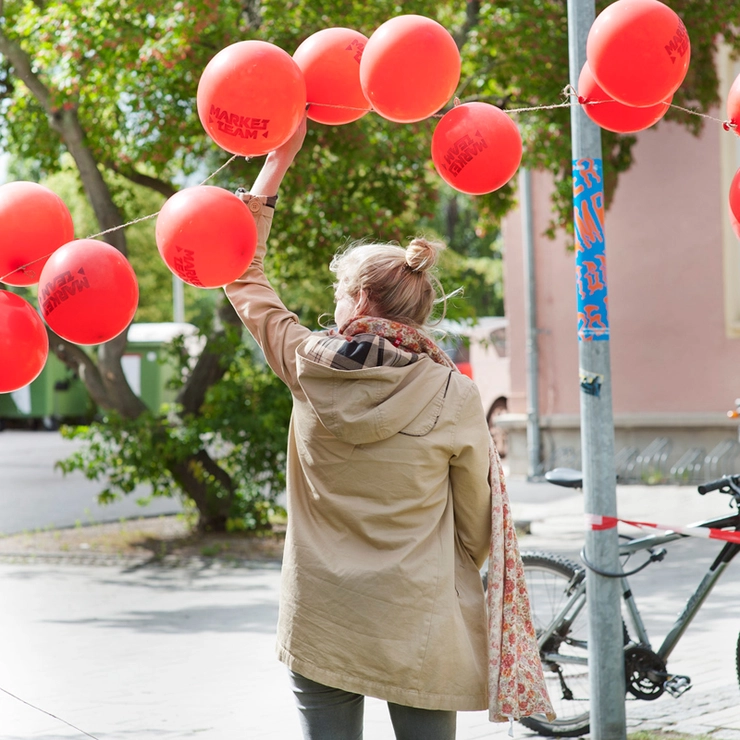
[309,316,554,723]
[305,317,456,371]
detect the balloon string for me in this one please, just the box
[85,210,159,240]
[0,684,102,740]
[1,93,736,286]
[85,154,241,240]
[1,154,241,283]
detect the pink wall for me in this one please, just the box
[504,119,740,417]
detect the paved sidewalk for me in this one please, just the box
[0,480,739,739]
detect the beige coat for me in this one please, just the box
[225,198,493,711]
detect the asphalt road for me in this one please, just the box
[0,430,182,535]
[0,430,572,536]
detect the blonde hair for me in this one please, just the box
[330,236,446,327]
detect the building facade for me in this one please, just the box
[499,51,740,481]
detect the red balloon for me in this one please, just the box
[587,0,690,108]
[155,186,258,289]
[38,240,139,345]
[0,181,74,287]
[579,62,670,133]
[431,103,522,195]
[360,15,461,123]
[726,73,740,134]
[293,27,371,126]
[0,290,49,393]
[730,166,740,227]
[197,40,307,156]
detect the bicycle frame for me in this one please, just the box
[618,513,740,663]
[536,511,740,669]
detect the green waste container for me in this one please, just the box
[0,352,95,429]
[123,323,201,413]
[0,323,200,429]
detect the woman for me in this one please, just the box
[225,118,551,739]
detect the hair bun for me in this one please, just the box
[405,237,444,272]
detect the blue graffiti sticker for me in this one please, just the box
[573,158,609,341]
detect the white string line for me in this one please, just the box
[0,685,102,740]
[1,91,736,285]
[84,153,241,240]
[1,154,241,282]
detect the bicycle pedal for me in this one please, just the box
[664,674,692,697]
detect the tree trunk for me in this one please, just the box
[0,19,241,531]
[171,450,237,533]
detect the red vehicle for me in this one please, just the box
[435,317,511,457]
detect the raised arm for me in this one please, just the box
[250,116,307,198]
[224,117,311,391]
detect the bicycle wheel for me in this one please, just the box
[519,551,591,738]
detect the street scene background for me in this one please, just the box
[1,430,739,739]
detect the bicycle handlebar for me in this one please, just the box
[698,475,740,495]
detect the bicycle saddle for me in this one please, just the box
[544,467,583,489]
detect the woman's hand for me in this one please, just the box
[270,113,307,164]
[250,114,308,197]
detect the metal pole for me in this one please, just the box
[520,168,541,478]
[567,1,627,738]
[173,275,185,323]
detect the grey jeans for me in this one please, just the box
[288,670,457,740]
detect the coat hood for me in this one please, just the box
[296,336,453,445]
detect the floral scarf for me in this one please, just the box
[342,317,555,723]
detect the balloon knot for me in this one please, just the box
[723,120,737,132]
[453,97,461,107]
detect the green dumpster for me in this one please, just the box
[123,323,201,413]
[0,352,95,429]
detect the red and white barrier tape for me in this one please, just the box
[584,514,740,545]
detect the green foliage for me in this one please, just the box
[422,187,505,318]
[5,0,740,530]
[59,325,292,531]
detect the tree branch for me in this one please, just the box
[176,295,242,415]
[106,162,177,199]
[0,24,52,110]
[0,25,127,253]
[240,0,262,30]
[47,328,109,406]
[454,0,481,50]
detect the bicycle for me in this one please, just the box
[518,469,740,737]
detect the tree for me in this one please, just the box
[1,0,738,530]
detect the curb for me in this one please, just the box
[0,551,283,569]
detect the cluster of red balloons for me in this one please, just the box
[0,181,140,393]
[196,14,520,195]
[196,14,462,152]
[581,0,690,134]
